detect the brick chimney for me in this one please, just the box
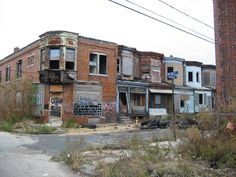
[14,47,20,53]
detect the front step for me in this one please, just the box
[119,115,132,124]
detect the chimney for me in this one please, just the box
[14,47,20,53]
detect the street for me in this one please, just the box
[0,128,172,177]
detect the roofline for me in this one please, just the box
[0,39,40,65]
[39,30,79,38]
[202,64,216,69]
[185,61,203,67]
[164,56,185,62]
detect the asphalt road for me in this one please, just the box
[0,128,172,177]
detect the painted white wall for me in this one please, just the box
[179,95,195,113]
[194,90,212,112]
[185,66,202,88]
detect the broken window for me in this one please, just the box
[117,57,120,74]
[132,93,145,106]
[199,94,203,104]
[16,60,22,79]
[196,72,200,82]
[142,71,150,78]
[188,72,193,82]
[27,55,34,66]
[180,100,185,108]
[40,49,46,70]
[65,48,75,70]
[49,48,60,69]
[6,65,11,82]
[167,67,173,80]
[89,53,107,75]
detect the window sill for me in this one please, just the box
[27,64,34,67]
[89,73,108,77]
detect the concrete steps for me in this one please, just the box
[119,115,132,124]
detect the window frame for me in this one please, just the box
[167,67,174,80]
[49,48,60,69]
[89,52,108,76]
[155,95,161,105]
[117,57,120,74]
[65,48,75,70]
[199,93,203,105]
[180,100,185,108]
[16,60,22,79]
[40,49,46,70]
[188,71,193,82]
[27,55,34,67]
[5,65,11,82]
[196,72,200,82]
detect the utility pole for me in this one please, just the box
[168,71,178,141]
[172,78,176,140]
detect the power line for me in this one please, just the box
[108,0,215,44]
[126,0,214,41]
[156,0,214,29]
[187,0,210,10]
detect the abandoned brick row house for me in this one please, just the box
[0,31,216,124]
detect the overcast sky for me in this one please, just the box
[0,0,215,64]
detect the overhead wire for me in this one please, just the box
[125,0,214,41]
[187,0,210,10]
[156,0,214,29]
[108,0,215,44]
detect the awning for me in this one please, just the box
[149,88,172,94]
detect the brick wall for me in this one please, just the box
[214,0,236,102]
[77,37,118,103]
[0,41,40,83]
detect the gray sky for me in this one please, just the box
[0,0,215,64]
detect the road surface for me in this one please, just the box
[0,128,171,177]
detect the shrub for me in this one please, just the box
[25,124,56,134]
[0,79,36,121]
[0,121,14,132]
[62,118,80,128]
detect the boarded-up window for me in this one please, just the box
[122,58,133,76]
[204,93,208,105]
[155,95,161,105]
[194,93,199,105]
[203,72,210,86]
[132,93,145,106]
[27,55,34,66]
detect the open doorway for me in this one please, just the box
[119,92,128,114]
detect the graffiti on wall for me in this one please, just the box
[50,97,62,117]
[102,102,116,117]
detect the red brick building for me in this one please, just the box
[213,0,236,104]
[0,31,118,124]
